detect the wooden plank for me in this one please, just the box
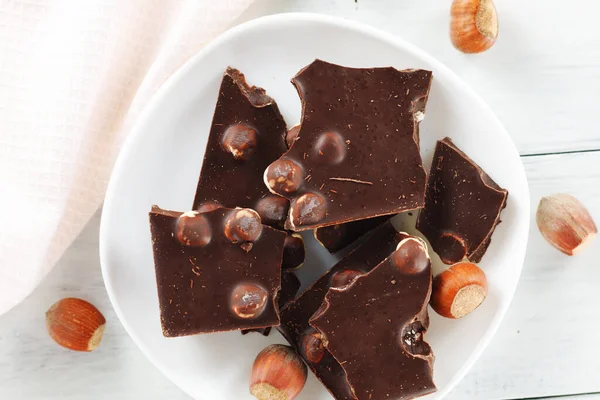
[238,0,600,155]
[447,151,600,399]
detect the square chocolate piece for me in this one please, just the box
[193,67,289,228]
[149,206,286,336]
[416,138,508,264]
[278,221,408,399]
[264,60,432,231]
[310,236,436,400]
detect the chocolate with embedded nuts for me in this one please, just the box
[192,67,289,228]
[149,206,286,336]
[264,60,432,231]
[310,236,436,400]
[242,269,301,337]
[416,138,508,264]
[278,221,408,399]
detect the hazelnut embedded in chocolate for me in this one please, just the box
[437,232,467,265]
[230,283,268,319]
[196,200,221,213]
[391,237,430,274]
[175,211,212,247]
[224,208,263,243]
[313,131,346,164]
[255,195,290,227]
[264,158,304,195]
[401,320,431,356]
[221,123,258,160]
[300,328,325,364]
[282,233,305,270]
[289,192,327,227]
[330,269,363,288]
[286,124,301,148]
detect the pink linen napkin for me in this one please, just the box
[0,0,254,315]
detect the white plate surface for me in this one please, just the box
[100,13,530,400]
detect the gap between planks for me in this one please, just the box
[520,148,600,158]
[510,391,600,400]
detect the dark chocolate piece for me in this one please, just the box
[264,60,432,231]
[416,138,508,264]
[243,234,304,336]
[242,270,301,336]
[278,222,407,399]
[314,215,391,254]
[149,206,286,336]
[282,233,305,269]
[192,67,289,228]
[310,236,436,400]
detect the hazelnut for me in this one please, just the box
[230,283,268,319]
[289,192,327,228]
[300,328,325,364]
[286,124,301,148]
[176,211,212,246]
[282,233,305,270]
[437,231,467,265]
[221,123,257,160]
[391,237,431,274]
[430,262,488,319]
[313,131,347,164]
[450,0,498,54]
[536,193,597,256]
[46,298,106,352]
[401,321,431,356]
[224,208,263,243]
[255,195,290,227]
[196,200,221,213]
[330,269,363,288]
[250,344,307,400]
[264,158,304,195]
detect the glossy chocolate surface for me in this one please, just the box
[314,215,390,254]
[416,138,508,264]
[278,222,407,399]
[192,67,289,228]
[265,60,432,231]
[149,206,285,336]
[310,237,435,400]
[242,269,301,336]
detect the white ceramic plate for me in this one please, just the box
[100,13,530,400]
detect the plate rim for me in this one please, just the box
[99,12,530,399]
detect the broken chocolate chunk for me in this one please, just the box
[314,215,391,254]
[192,67,289,228]
[264,60,432,231]
[149,206,286,336]
[416,137,508,264]
[278,221,408,399]
[310,236,436,400]
[242,269,301,336]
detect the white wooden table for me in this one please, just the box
[1,0,599,399]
